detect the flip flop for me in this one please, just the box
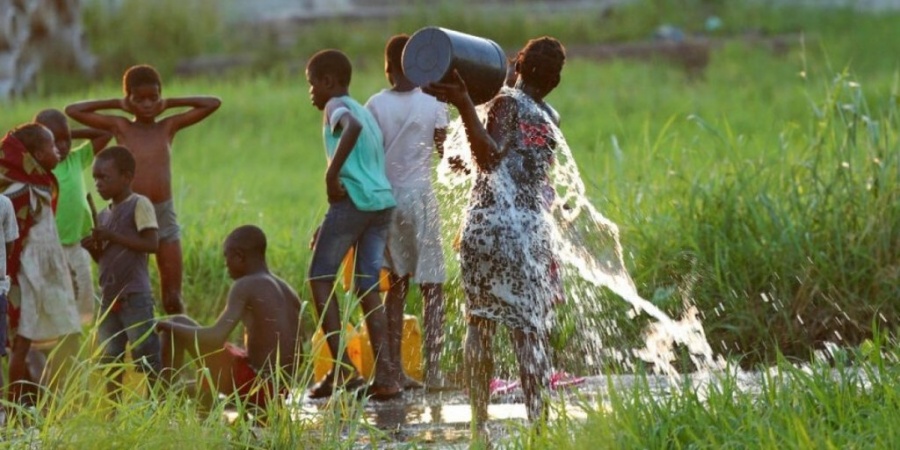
[489,378,521,397]
[549,371,586,390]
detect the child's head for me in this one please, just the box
[122,64,164,122]
[223,225,267,279]
[515,36,566,93]
[92,146,135,202]
[33,109,72,161]
[12,123,59,171]
[384,34,410,85]
[305,49,352,110]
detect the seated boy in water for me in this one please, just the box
[66,64,222,316]
[82,146,162,397]
[304,49,401,400]
[156,225,304,410]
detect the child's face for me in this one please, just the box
[92,159,131,201]
[31,127,61,171]
[222,240,244,279]
[44,120,72,161]
[126,84,164,122]
[305,70,331,111]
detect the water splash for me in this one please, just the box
[436,87,724,378]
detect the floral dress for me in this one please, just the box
[460,88,559,335]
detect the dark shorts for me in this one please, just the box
[308,198,392,294]
[153,200,181,243]
[98,292,161,374]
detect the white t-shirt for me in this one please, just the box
[365,88,449,189]
[0,195,20,294]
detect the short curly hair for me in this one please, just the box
[306,49,352,87]
[96,145,136,175]
[516,36,566,86]
[123,64,162,95]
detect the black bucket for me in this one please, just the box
[402,27,507,105]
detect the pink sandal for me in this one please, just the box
[549,371,586,390]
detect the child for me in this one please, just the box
[0,123,82,403]
[424,36,568,441]
[156,225,303,410]
[81,146,162,396]
[65,64,222,315]
[304,49,401,400]
[365,34,450,391]
[35,108,111,324]
[0,194,19,393]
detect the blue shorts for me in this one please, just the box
[308,198,393,294]
[0,292,7,357]
[98,292,162,374]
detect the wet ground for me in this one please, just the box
[286,374,675,448]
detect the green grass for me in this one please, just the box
[2,0,900,447]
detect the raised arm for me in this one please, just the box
[160,96,222,134]
[70,128,113,154]
[424,71,511,171]
[65,98,131,133]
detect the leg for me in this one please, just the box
[385,273,421,389]
[157,240,185,315]
[8,335,35,404]
[119,294,162,388]
[309,280,357,380]
[421,282,446,388]
[466,315,496,438]
[511,328,551,424]
[355,209,402,399]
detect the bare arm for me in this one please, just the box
[325,110,362,203]
[424,71,509,171]
[159,96,221,134]
[93,227,159,254]
[157,281,247,347]
[65,99,131,133]
[71,128,113,154]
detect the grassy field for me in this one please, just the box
[1,0,900,447]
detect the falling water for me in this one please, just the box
[436,87,725,379]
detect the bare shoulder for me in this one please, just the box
[231,272,300,303]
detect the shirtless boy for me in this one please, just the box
[65,64,221,315]
[156,225,304,409]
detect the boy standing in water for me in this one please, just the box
[156,225,304,410]
[365,34,450,391]
[65,64,221,315]
[36,109,111,324]
[82,146,162,397]
[305,49,401,400]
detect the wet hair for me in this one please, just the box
[226,225,267,257]
[385,34,409,71]
[123,64,162,95]
[33,109,68,131]
[11,123,51,155]
[306,49,352,87]
[516,36,566,86]
[95,146,136,175]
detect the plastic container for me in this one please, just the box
[341,246,391,293]
[311,315,423,382]
[402,27,507,105]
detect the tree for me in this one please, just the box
[0,0,95,100]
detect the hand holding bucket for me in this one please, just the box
[402,27,507,105]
